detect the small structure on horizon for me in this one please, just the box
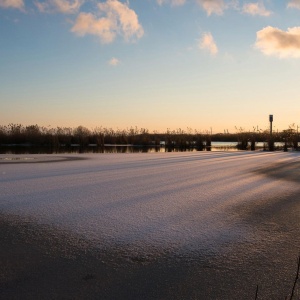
[269,114,273,136]
[269,114,274,151]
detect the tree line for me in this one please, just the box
[0,123,299,151]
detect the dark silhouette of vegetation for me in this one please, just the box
[235,127,249,150]
[0,123,299,152]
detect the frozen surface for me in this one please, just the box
[1,151,299,250]
[1,151,300,299]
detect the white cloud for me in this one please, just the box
[196,0,226,16]
[287,0,300,9]
[35,0,83,14]
[157,0,186,6]
[108,57,120,66]
[53,0,82,13]
[243,2,271,16]
[72,0,144,43]
[72,13,116,43]
[255,26,300,58]
[0,0,24,10]
[199,32,218,55]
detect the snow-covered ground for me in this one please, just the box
[1,151,299,251]
[1,151,300,298]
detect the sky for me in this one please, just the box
[1,0,300,133]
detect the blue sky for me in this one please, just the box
[1,0,300,133]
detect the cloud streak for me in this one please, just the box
[0,0,24,10]
[196,0,226,16]
[255,26,300,58]
[71,0,144,43]
[157,0,186,6]
[287,0,300,9]
[243,2,271,16]
[35,0,83,14]
[199,32,218,55]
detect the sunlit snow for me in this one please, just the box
[1,151,299,258]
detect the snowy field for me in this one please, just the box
[1,151,300,299]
